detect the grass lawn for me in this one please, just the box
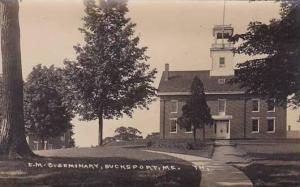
[0,146,201,187]
[235,142,300,187]
[146,139,215,158]
[104,139,215,158]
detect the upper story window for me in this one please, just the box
[170,100,178,113]
[267,118,275,133]
[218,99,226,113]
[252,99,260,112]
[219,57,225,67]
[170,118,177,133]
[218,78,226,84]
[267,99,275,112]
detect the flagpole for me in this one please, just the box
[222,0,226,48]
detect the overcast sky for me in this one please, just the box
[0,0,298,147]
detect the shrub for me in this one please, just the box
[146,141,153,148]
[185,142,194,150]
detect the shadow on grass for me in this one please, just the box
[237,164,300,187]
[235,153,300,187]
[248,153,300,161]
[147,140,215,158]
[0,156,201,187]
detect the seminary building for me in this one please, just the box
[157,25,287,140]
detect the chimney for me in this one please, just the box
[164,63,169,81]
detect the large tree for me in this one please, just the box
[230,1,300,108]
[24,65,74,148]
[64,0,156,145]
[177,76,213,142]
[114,126,142,141]
[0,0,34,158]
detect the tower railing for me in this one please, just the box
[211,42,234,49]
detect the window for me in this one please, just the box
[217,33,223,39]
[252,99,260,112]
[267,118,275,133]
[251,118,259,133]
[218,78,226,84]
[218,99,226,113]
[170,100,178,113]
[216,32,230,39]
[219,57,225,67]
[223,33,230,38]
[288,125,291,131]
[185,125,193,133]
[170,119,177,133]
[267,99,275,112]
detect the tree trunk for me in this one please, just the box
[193,127,196,143]
[98,113,103,146]
[202,125,205,141]
[0,0,34,159]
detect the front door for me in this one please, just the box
[215,120,230,139]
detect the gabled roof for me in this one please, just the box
[157,70,244,95]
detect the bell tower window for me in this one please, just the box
[219,57,225,67]
[216,32,230,39]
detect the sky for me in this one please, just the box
[0,0,299,147]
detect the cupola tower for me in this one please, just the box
[210,24,234,76]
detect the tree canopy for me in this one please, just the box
[230,1,300,108]
[114,126,142,141]
[24,65,74,145]
[177,76,213,141]
[63,0,156,145]
[145,132,160,140]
